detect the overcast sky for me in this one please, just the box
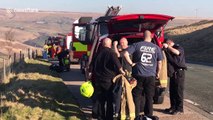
[0,0,213,18]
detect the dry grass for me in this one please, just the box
[166,20,213,36]
[166,20,213,63]
[0,59,86,120]
[0,9,101,57]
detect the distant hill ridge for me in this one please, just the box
[1,8,213,63]
[166,20,213,35]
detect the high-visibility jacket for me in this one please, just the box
[113,74,137,120]
[43,44,49,52]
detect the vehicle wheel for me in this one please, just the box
[153,87,166,104]
[153,95,164,104]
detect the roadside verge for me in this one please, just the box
[0,59,85,120]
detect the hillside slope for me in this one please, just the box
[1,8,213,63]
[166,18,206,28]
[0,59,86,120]
[0,9,101,56]
[165,20,213,63]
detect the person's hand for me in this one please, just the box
[156,72,160,79]
[121,70,125,75]
[113,41,118,47]
[163,43,168,48]
[131,63,136,67]
[129,77,137,84]
[119,68,125,75]
[87,72,92,79]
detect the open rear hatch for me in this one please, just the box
[108,14,174,34]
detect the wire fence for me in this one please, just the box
[0,49,42,83]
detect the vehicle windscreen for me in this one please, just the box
[100,23,108,36]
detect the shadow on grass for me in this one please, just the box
[13,59,59,78]
[1,79,86,119]
[60,66,93,119]
[0,59,87,120]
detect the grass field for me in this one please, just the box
[0,59,86,120]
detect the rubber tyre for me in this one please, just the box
[153,87,166,104]
[153,95,165,104]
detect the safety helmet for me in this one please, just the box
[64,59,69,65]
[80,81,94,98]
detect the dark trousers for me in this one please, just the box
[112,78,122,115]
[132,76,155,117]
[169,69,185,112]
[92,81,113,120]
[58,56,63,67]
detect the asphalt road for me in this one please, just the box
[60,64,213,120]
[184,63,213,114]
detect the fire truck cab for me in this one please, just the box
[72,6,121,73]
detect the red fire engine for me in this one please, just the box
[72,6,121,73]
[45,33,72,59]
[82,13,173,104]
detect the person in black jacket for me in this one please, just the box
[92,38,125,120]
[112,37,132,118]
[163,39,187,115]
[57,48,70,71]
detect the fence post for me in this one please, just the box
[3,58,6,82]
[22,54,25,60]
[9,56,12,73]
[20,51,22,62]
[32,50,35,59]
[36,50,38,59]
[28,48,30,59]
[14,53,16,63]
